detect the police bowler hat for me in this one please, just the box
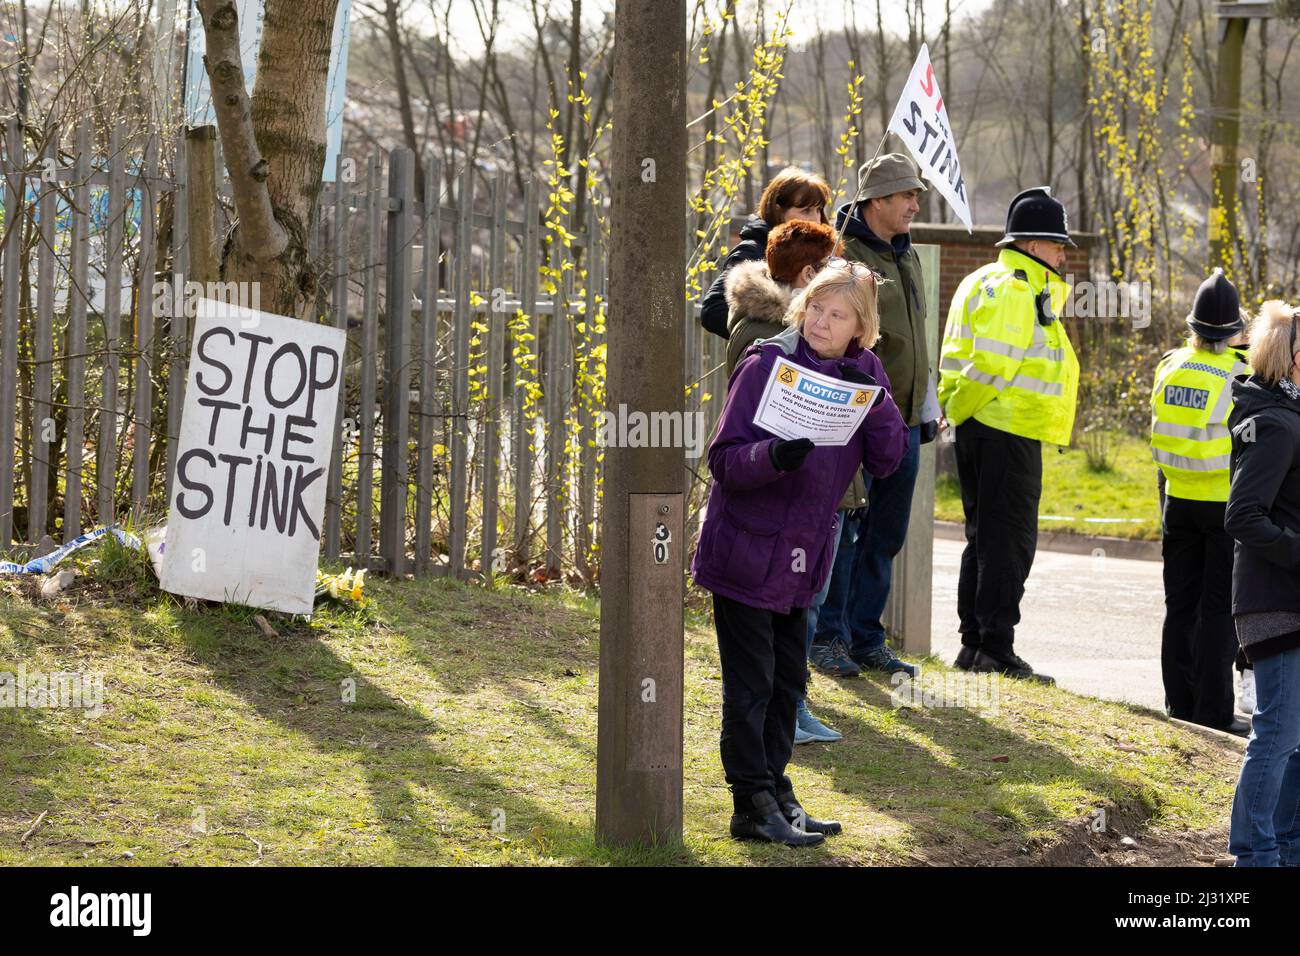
[1186,268,1244,341]
[995,186,1076,248]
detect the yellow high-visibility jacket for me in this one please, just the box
[1149,344,1250,502]
[937,248,1080,446]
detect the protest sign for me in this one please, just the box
[887,43,972,231]
[159,299,346,615]
[752,357,881,446]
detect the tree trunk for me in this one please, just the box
[196,0,340,321]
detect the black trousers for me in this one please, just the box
[712,593,807,813]
[955,417,1043,656]
[1160,495,1236,729]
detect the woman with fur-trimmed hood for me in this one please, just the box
[724,220,837,375]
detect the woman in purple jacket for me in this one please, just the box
[692,263,909,846]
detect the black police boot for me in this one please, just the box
[776,790,843,836]
[1221,716,1251,738]
[729,791,825,847]
[972,647,1055,685]
[954,644,979,671]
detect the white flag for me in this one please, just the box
[887,44,972,231]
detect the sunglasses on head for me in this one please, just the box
[818,256,878,284]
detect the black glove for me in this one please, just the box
[844,506,869,522]
[838,365,878,387]
[920,420,939,444]
[769,437,814,472]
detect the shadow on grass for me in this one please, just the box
[374,577,600,697]
[167,591,698,865]
[788,671,1168,860]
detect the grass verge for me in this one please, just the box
[937,431,1162,540]
[0,552,1236,865]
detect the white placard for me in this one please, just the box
[752,357,881,447]
[160,299,346,614]
[887,43,972,231]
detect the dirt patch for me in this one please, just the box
[930,799,1231,867]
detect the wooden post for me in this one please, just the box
[1210,14,1247,270]
[0,121,22,548]
[98,128,125,526]
[481,171,508,581]
[324,151,350,561]
[151,0,182,128]
[589,201,607,559]
[577,192,600,584]
[355,154,381,564]
[683,218,702,548]
[596,0,687,847]
[165,130,190,502]
[513,180,540,564]
[447,164,473,576]
[30,132,58,541]
[544,204,570,578]
[131,134,159,517]
[380,148,415,576]
[413,156,441,574]
[883,242,941,656]
[185,126,220,285]
[63,122,91,542]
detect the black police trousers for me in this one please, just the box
[954,417,1043,656]
[1160,495,1236,729]
[712,594,807,814]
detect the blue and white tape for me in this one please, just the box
[0,526,143,575]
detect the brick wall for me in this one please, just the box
[910,223,1097,312]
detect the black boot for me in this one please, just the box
[730,791,825,847]
[954,644,979,671]
[776,791,842,836]
[972,647,1054,685]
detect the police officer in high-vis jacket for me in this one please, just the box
[938,187,1080,683]
[1150,269,1251,733]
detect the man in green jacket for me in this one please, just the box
[809,152,938,678]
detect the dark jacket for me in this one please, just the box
[722,260,869,512]
[1225,375,1300,631]
[700,215,771,339]
[691,325,908,613]
[835,202,931,426]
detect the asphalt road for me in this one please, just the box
[929,537,1175,713]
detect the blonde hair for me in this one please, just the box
[784,266,880,349]
[1247,300,1300,385]
[1191,307,1252,353]
[1189,335,1229,354]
